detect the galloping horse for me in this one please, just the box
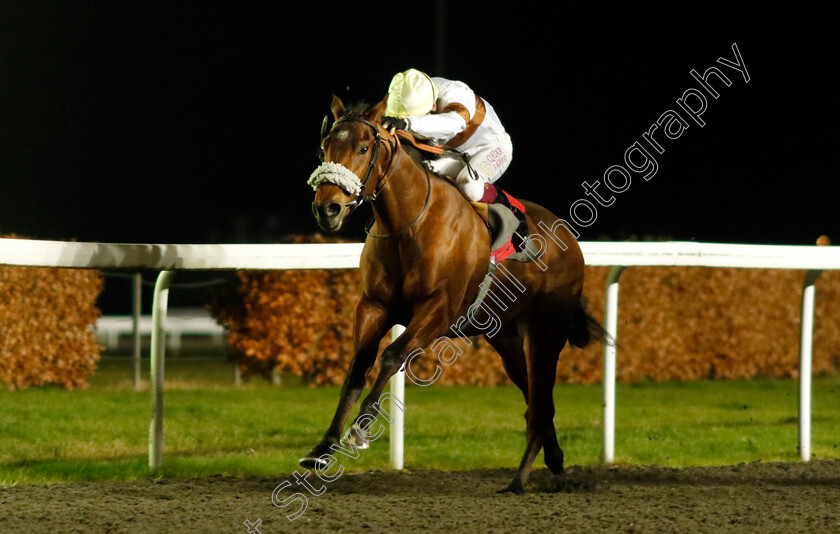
[302,95,605,493]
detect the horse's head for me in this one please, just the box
[309,95,393,232]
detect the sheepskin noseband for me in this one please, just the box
[307,161,362,196]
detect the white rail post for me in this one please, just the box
[133,272,143,391]
[390,324,406,470]
[149,270,175,469]
[799,269,821,461]
[603,266,625,464]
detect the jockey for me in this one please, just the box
[381,68,513,206]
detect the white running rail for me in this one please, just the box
[96,311,224,352]
[2,237,839,468]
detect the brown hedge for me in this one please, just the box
[0,235,104,390]
[561,266,840,383]
[210,236,840,386]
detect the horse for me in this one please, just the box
[301,95,606,494]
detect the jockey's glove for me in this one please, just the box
[381,116,408,131]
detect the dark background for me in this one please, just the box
[1,2,837,311]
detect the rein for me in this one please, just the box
[394,129,480,182]
[394,130,445,155]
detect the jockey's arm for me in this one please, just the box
[404,112,467,141]
[403,78,477,142]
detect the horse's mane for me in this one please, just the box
[345,101,369,117]
[400,143,437,165]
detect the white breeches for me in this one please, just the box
[426,133,513,202]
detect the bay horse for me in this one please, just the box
[302,95,605,494]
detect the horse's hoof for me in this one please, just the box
[299,441,337,469]
[344,426,370,450]
[298,456,330,470]
[496,481,526,495]
[545,450,565,474]
[545,458,565,475]
[345,436,370,450]
[338,422,372,450]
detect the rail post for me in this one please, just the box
[390,324,406,470]
[149,270,175,469]
[132,272,143,391]
[799,269,821,461]
[603,266,625,464]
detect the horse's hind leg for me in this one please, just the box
[486,323,529,401]
[543,424,565,474]
[488,326,566,477]
[499,311,569,494]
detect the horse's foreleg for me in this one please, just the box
[348,302,447,440]
[299,297,389,469]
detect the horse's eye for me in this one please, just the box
[359,145,369,155]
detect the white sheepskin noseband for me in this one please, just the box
[307,161,362,196]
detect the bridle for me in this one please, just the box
[319,114,398,209]
[318,114,431,238]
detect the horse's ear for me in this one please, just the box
[369,95,388,122]
[330,95,345,121]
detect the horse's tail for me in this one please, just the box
[568,296,616,349]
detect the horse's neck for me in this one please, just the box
[372,148,481,233]
[368,150,491,311]
[369,153,432,234]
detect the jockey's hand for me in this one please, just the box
[381,116,407,131]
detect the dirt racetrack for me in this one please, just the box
[2,460,838,533]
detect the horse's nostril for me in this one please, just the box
[324,203,341,217]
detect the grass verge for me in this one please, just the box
[1,357,838,485]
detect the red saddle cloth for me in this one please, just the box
[490,191,526,264]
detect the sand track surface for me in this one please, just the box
[2,460,839,533]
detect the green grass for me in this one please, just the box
[1,357,838,485]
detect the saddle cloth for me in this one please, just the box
[470,190,541,264]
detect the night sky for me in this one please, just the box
[1,3,838,249]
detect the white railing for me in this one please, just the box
[0,238,366,470]
[96,310,224,352]
[582,241,839,462]
[2,237,838,468]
